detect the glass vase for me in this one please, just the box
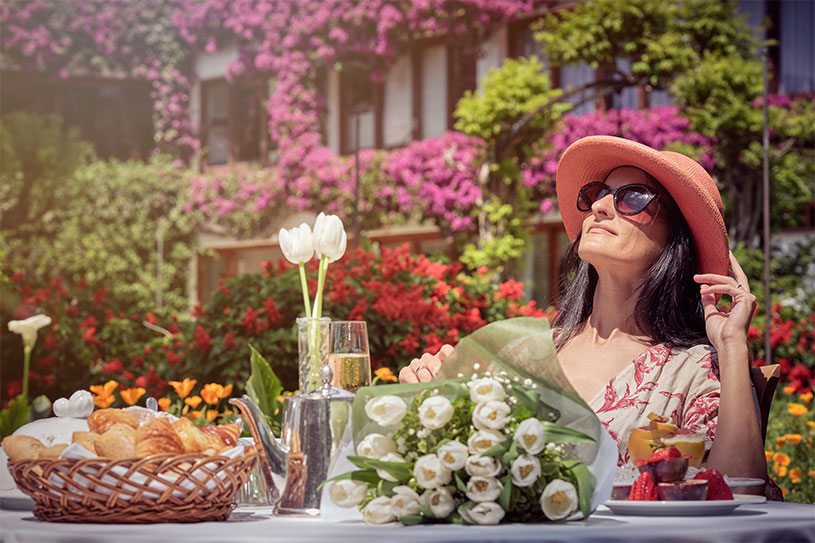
[296,316,331,393]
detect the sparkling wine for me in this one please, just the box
[328,353,372,392]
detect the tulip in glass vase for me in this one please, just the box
[279,213,347,393]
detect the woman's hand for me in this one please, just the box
[694,251,757,350]
[399,344,455,383]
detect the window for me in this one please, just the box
[340,64,378,153]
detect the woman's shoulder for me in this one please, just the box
[668,343,718,361]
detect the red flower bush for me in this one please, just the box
[749,305,814,394]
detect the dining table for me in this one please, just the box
[2,500,814,543]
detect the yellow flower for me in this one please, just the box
[200,383,223,405]
[783,385,796,395]
[788,403,807,417]
[219,384,233,399]
[789,467,803,484]
[773,452,791,466]
[374,367,398,382]
[169,378,197,399]
[784,434,803,445]
[807,421,815,430]
[800,392,813,405]
[158,398,172,411]
[187,410,202,419]
[90,380,119,397]
[119,387,146,406]
[776,436,786,448]
[185,395,202,409]
[774,465,788,477]
[94,394,115,408]
[206,409,219,421]
[765,450,773,462]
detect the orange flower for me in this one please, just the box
[94,394,115,408]
[776,436,786,448]
[784,434,803,445]
[764,450,773,462]
[781,487,788,496]
[169,378,197,399]
[783,385,795,395]
[219,384,233,399]
[200,383,223,405]
[774,465,788,477]
[187,410,202,419]
[185,395,202,408]
[809,470,815,477]
[789,467,803,484]
[119,387,146,406]
[222,409,233,415]
[158,398,172,411]
[788,403,807,417]
[374,367,398,382]
[773,452,791,466]
[800,392,813,405]
[90,380,119,397]
[807,421,815,430]
[206,409,219,421]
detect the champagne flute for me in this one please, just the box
[328,321,371,392]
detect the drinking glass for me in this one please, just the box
[328,321,371,392]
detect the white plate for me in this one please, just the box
[725,477,765,488]
[604,495,766,516]
[0,489,35,511]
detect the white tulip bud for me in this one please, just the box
[365,395,408,427]
[465,476,503,503]
[540,479,578,521]
[467,429,505,455]
[328,480,368,508]
[362,496,395,524]
[514,417,546,455]
[510,454,541,488]
[468,377,506,403]
[8,314,51,349]
[413,454,452,489]
[464,455,501,477]
[437,440,468,471]
[312,212,347,263]
[418,396,454,430]
[422,487,456,519]
[391,485,421,518]
[467,501,505,525]
[278,223,314,264]
[471,400,511,431]
[356,433,397,459]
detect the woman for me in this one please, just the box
[400,136,767,484]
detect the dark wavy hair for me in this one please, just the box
[553,170,708,351]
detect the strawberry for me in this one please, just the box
[694,469,734,500]
[629,471,659,501]
[647,446,683,463]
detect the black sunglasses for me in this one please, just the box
[576,182,658,216]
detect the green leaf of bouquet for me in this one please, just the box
[317,469,379,490]
[0,394,30,440]
[377,479,399,496]
[481,438,511,457]
[564,460,596,519]
[450,514,468,525]
[512,387,540,413]
[399,515,425,526]
[346,455,413,483]
[245,345,283,434]
[542,421,597,443]
[455,471,468,493]
[419,501,436,519]
[498,474,512,510]
[502,440,520,464]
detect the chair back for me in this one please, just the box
[750,364,781,443]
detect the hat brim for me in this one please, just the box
[556,136,728,276]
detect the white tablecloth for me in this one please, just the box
[1,502,813,543]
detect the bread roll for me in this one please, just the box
[95,423,137,460]
[200,423,240,452]
[1,435,45,461]
[172,418,211,453]
[87,408,139,434]
[135,418,184,456]
[71,431,100,453]
[38,443,68,460]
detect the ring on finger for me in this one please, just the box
[737,283,743,289]
[415,365,427,373]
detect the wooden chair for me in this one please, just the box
[750,364,781,443]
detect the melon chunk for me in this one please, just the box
[628,427,706,467]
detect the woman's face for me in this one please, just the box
[577,166,671,275]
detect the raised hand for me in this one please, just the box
[399,344,455,383]
[693,251,757,350]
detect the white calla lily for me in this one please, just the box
[329,479,369,508]
[391,485,421,517]
[417,395,454,430]
[8,314,51,350]
[437,440,468,471]
[413,454,452,489]
[540,479,579,520]
[468,377,505,403]
[362,496,395,524]
[465,476,503,503]
[356,433,397,459]
[467,501,506,525]
[279,223,314,264]
[510,454,541,487]
[422,487,456,518]
[472,400,511,431]
[312,212,347,263]
[365,395,408,426]
[513,417,546,455]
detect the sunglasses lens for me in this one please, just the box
[577,184,606,211]
[616,186,653,214]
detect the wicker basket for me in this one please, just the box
[8,450,258,523]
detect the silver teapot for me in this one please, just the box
[229,366,354,516]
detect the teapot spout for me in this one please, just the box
[229,395,287,503]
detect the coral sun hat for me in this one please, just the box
[556,136,729,276]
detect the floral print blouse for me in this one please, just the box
[588,343,721,466]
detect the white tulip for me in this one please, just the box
[8,314,51,349]
[540,479,578,521]
[467,429,505,455]
[466,476,503,503]
[467,501,506,525]
[417,395,454,430]
[377,452,406,482]
[391,485,421,518]
[464,455,501,477]
[356,433,397,459]
[328,479,369,508]
[469,377,505,404]
[365,395,408,427]
[422,487,456,519]
[510,454,541,488]
[413,454,452,489]
[278,223,314,264]
[437,440,468,471]
[514,418,546,455]
[312,212,347,263]
[472,400,511,431]
[362,496,395,525]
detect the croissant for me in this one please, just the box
[95,423,137,460]
[135,417,184,456]
[200,423,240,451]
[88,408,139,434]
[71,431,101,454]
[1,435,45,462]
[172,418,212,453]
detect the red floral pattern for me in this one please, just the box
[589,344,721,466]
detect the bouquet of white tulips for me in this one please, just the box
[323,318,616,525]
